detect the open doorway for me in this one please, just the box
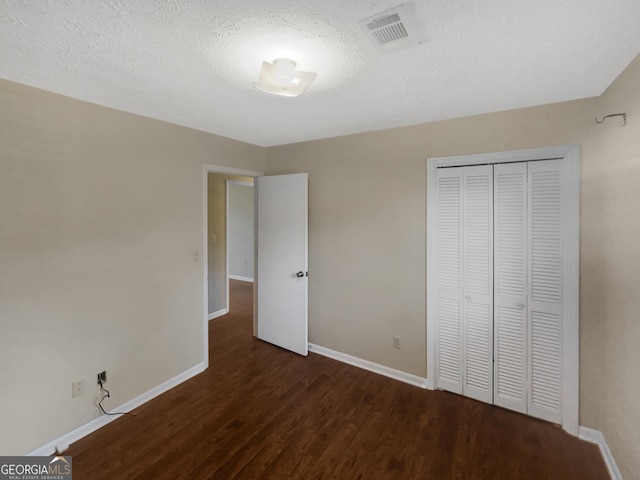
[203,166,310,365]
[202,165,262,367]
[207,173,254,320]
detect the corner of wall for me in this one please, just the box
[578,426,622,480]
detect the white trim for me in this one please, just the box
[227,180,254,187]
[26,362,206,456]
[225,180,230,319]
[308,343,429,389]
[208,308,228,320]
[561,148,581,436]
[426,161,437,388]
[426,145,580,435]
[253,183,259,337]
[427,145,573,168]
[203,164,263,368]
[579,427,622,480]
[205,165,264,177]
[202,167,209,367]
[229,275,254,282]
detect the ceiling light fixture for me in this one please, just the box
[254,58,317,97]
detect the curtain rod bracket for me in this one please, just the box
[595,113,627,126]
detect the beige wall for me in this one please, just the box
[207,173,253,315]
[589,55,640,478]
[266,55,640,478]
[0,78,265,455]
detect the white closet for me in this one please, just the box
[432,154,578,427]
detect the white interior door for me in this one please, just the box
[527,160,564,423]
[435,165,494,403]
[435,167,464,394]
[462,165,494,404]
[493,162,528,413]
[256,173,308,356]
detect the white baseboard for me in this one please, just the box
[208,308,228,320]
[579,426,622,480]
[26,362,207,456]
[228,275,254,283]
[308,343,429,390]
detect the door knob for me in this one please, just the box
[296,271,305,278]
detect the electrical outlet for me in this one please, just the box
[72,379,85,398]
[393,336,401,349]
[97,371,107,385]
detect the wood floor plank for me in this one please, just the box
[66,280,609,479]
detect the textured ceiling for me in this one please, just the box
[1,0,640,146]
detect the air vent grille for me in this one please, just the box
[367,14,409,46]
[358,2,426,54]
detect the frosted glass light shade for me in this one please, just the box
[255,58,317,97]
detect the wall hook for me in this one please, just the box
[595,113,627,126]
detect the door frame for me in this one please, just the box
[202,165,263,369]
[426,145,580,435]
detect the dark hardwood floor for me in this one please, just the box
[67,280,608,479]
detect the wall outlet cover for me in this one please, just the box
[72,379,85,398]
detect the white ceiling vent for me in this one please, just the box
[358,2,427,54]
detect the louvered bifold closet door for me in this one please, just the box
[461,165,494,403]
[493,162,528,413]
[527,160,563,423]
[435,168,464,394]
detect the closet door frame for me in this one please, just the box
[426,145,580,436]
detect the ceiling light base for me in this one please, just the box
[255,58,317,97]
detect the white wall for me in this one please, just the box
[0,78,265,455]
[228,183,254,281]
